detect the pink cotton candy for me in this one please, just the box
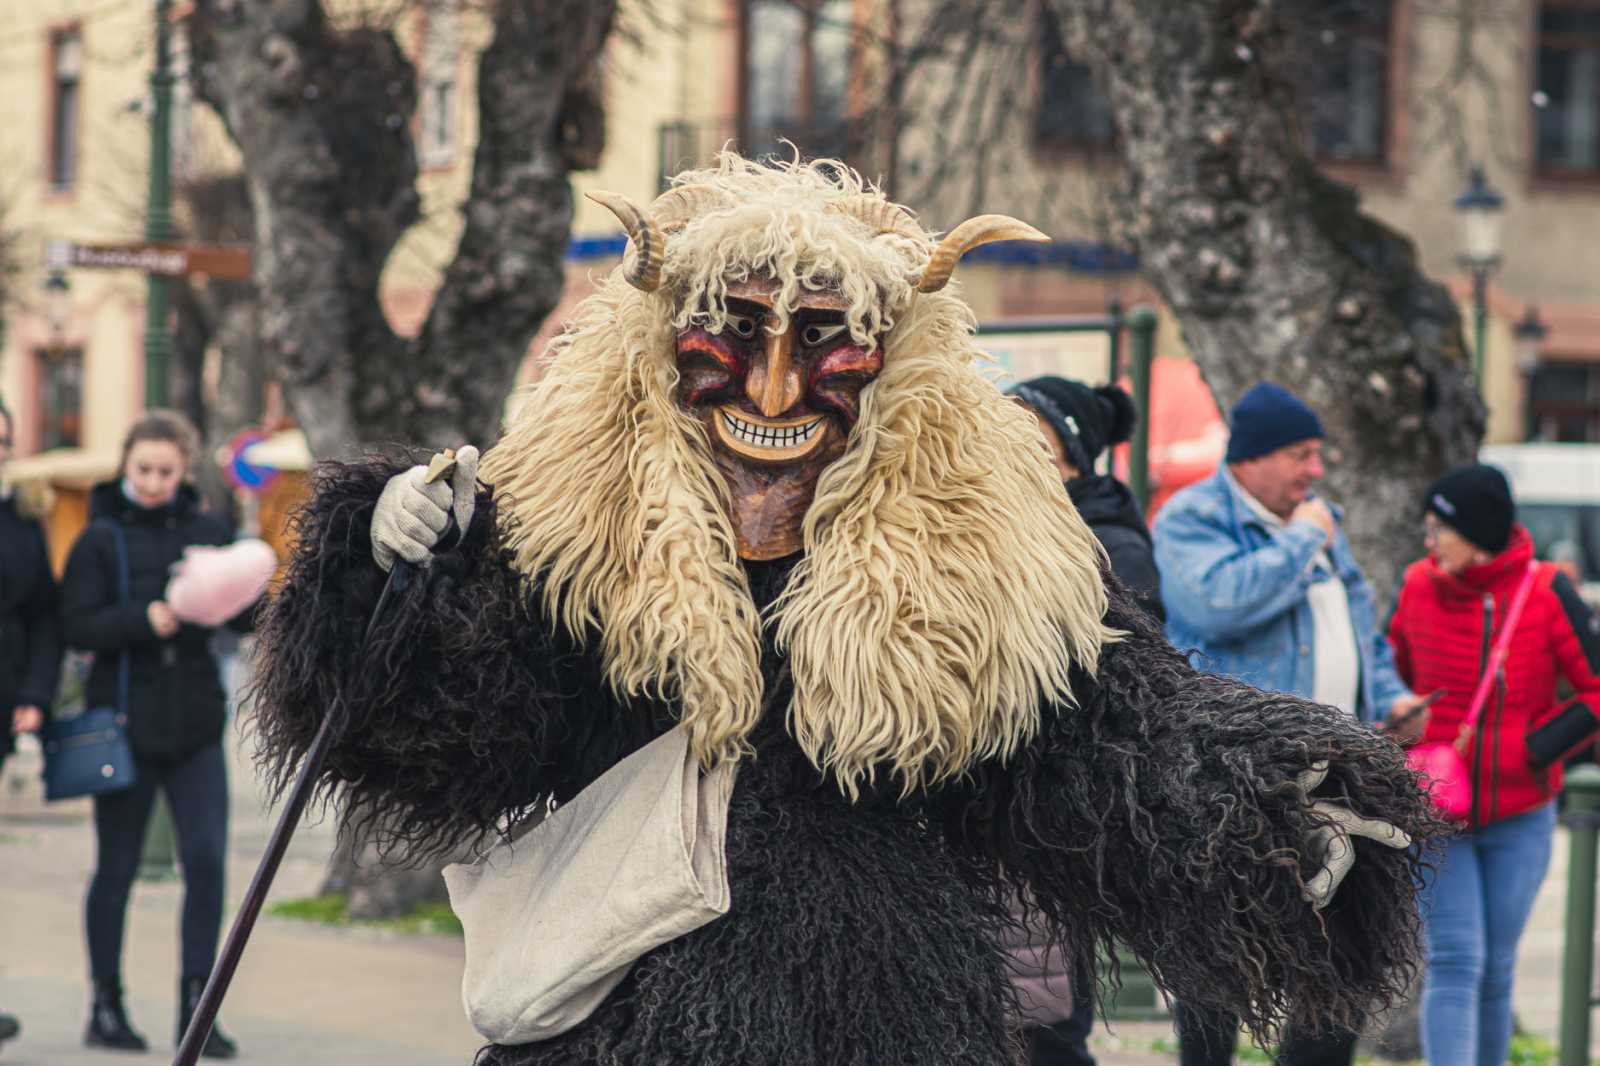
[165,539,278,627]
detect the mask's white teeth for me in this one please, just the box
[722,412,822,450]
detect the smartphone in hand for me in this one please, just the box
[1380,689,1446,732]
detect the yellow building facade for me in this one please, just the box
[0,1,222,561]
[1,0,1596,562]
[580,0,1600,446]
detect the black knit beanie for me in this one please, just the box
[1425,463,1515,553]
[1011,376,1137,474]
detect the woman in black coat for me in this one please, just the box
[0,398,61,1054]
[0,398,62,766]
[60,410,244,1059]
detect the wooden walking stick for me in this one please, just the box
[174,450,460,1066]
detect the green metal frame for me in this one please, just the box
[1559,765,1600,1066]
[1126,307,1157,510]
[1100,946,1168,1021]
[976,302,1159,511]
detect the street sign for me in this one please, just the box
[45,240,251,281]
[222,429,281,496]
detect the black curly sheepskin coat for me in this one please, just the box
[251,459,1446,1065]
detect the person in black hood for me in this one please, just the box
[1012,376,1164,622]
[60,410,248,1059]
[1003,376,1163,1066]
[0,397,62,1056]
[0,395,61,764]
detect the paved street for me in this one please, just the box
[0,723,483,1066]
[0,716,1580,1066]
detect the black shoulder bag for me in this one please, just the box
[43,520,137,801]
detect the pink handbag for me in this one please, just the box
[1406,741,1471,819]
[1406,562,1538,819]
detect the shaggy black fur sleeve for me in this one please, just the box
[941,580,1449,1045]
[250,457,653,859]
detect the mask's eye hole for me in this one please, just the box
[725,313,758,340]
[801,322,848,347]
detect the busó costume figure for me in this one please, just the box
[252,154,1443,1065]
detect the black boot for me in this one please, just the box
[178,977,237,1060]
[85,978,147,1051]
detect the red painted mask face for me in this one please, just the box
[675,276,884,560]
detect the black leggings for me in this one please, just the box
[1174,1002,1358,1066]
[86,742,228,983]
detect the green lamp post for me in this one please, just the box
[138,0,180,883]
[144,0,176,411]
[1452,165,1504,395]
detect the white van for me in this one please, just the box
[1480,443,1600,605]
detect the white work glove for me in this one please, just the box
[371,446,480,572]
[1296,761,1412,910]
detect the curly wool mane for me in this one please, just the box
[482,154,1114,796]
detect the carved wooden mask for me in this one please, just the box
[675,276,884,560]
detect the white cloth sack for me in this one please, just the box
[442,726,738,1045]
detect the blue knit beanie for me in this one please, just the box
[1225,382,1324,463]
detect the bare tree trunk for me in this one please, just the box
[174,278,262,522]
[319,820,467,920]
[189,0,614,456]
[186,0,615,914]
[174,174,263,521]
[1047,0,1483,599]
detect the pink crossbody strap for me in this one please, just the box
[1461,561,1540,730]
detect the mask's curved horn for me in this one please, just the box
[917,215,1049,293]
[651,183,737,233]
[827,196,924,242]
[586,190,663,292]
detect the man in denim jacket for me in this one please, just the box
[1152,382,1427,1066]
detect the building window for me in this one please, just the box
[741,0,855,162]
[1032,9,1115,150]
[1535,0,1600,177]
[1306,0,1393,163]
[1528,359,1600,441]
[34,347,83,450]
[49,29,82,191]
[418,0,460,167]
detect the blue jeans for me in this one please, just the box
[1420,802,1556,1066]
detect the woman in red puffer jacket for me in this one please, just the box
[1388,463,1600,1066]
